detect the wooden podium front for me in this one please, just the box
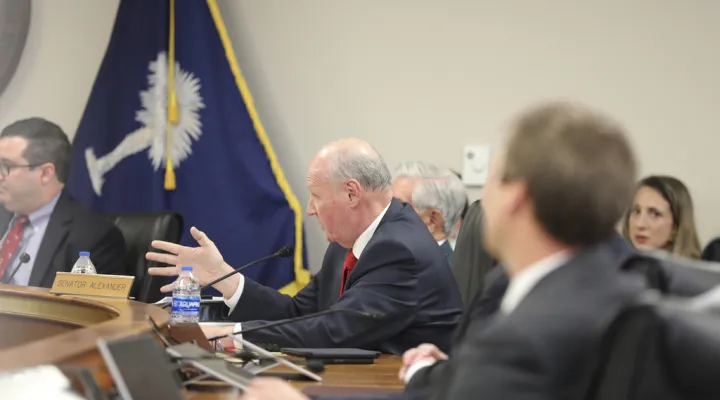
[0,283,169,389]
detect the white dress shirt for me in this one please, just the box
[225,201,392,347]
[403,250,572,385]
[500,250,571,314]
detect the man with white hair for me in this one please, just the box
[392,161,467,265]
[147,138,463,355]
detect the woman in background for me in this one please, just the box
[622,175,701,259]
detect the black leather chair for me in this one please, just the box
[450,200,496,308]
[622,252,720,297]
[575,297,720,400]
[104,211,183,303]
[702,238,720,263]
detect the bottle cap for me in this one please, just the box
[79,251,90,257]
[181,266,193,272]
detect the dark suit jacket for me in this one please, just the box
[449,200,495,307]
[228,199,464,355]
[439,240,453,266]
[426,246,645,399]
[0,191,127,287]
[406,234,635,396]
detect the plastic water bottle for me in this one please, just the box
[70,251,97,274]
[170,266,201,324]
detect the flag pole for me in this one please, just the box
[164,0,179,190]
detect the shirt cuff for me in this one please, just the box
[223,275,245,313]
[404,359,438,385]
[232,323,243,349]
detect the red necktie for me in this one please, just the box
[0,215,29,278]
[339,250,358,296]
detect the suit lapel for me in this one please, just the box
[440,240,453,261]
[509,246,618,317]
[28,193,73,286]
[0,208,12,237]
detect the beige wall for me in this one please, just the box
[1,0,718,272]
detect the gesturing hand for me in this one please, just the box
[146,226,230,292]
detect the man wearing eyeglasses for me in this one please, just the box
[0,117,126,287]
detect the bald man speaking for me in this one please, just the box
[147,139,463,355]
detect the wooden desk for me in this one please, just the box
[0,284,405,398]
[0,283,169,390]
[188,356,404,398]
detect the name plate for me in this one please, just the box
[49,272,134,299]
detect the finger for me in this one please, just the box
[398,366,406,380]
[418,343,437,352]
[150,240,185,255]
[160,283,174,293]
[146,252,179,265]
[402,348,419,366]
[422,344,447,360]
[418,344,438,356]
[190,226,214,247]
[402,348,416,362]
[432,349,449,360]
[147,266,180,277]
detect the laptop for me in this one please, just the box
[96,334,185,400]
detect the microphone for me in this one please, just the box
[200,246,294,290]
[160,246,294,309]
[207,308,385,342]
[2,253,31,284]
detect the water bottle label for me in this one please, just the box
[171,296,200,314]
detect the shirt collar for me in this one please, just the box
[500,250,572,314]
[15,193,61,227]
[352,201,391,259]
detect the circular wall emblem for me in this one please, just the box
[0,0,31,97]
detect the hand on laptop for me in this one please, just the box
[146,226,237,295]
[240,377,309,400]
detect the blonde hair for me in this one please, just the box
[622,175,701,259]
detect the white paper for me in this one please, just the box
[0,365,83,399]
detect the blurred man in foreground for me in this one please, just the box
[147,138,463,354]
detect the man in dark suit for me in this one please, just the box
[397,101,645,399]
[392,161,467,266]
[402,234,636,398]
[448,233,634,346]
[147,138,463,354]
[0,118,127,287]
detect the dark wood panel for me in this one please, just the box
[0,284,169,372]
[0,314,79,350]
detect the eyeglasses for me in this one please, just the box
[0,162,43,177]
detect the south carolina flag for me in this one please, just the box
[67,0,310,295]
